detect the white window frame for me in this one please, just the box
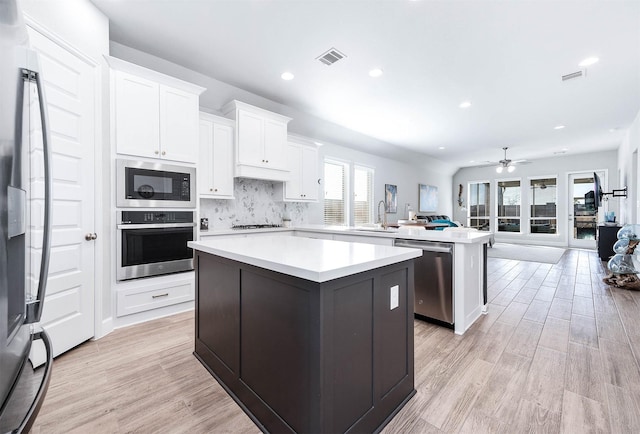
[323,158,350,225]
[496,177,522,234]
[467,180,491,231]
[353,164,375,225]
[528,175,558,236]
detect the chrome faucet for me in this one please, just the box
[377,200,387,229]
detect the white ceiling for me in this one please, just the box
[91,0,640,169]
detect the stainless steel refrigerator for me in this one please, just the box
[0,0,53,432]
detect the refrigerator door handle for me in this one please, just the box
[15,328,54,434]
[25,68,52,325]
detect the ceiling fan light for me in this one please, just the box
[508,165,515,173]
[496,166,503,174]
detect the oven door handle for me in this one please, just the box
[117,223,196,230]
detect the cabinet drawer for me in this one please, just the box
[117,281,194,317]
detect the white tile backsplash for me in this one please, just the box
[200,178,310,229]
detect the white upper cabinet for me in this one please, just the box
[113,71,160,159]
[199,112,235,199]
[160,85,200,162]
[277,136,319,202]
[107,56,205,164]
[223,100,291,181]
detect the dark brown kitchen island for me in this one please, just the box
[189,236,421,433]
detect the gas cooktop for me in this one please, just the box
[231,224,283,230]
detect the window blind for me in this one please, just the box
[324,160,346,225]
[354,166,374,225]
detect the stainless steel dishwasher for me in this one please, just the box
[394,239,454,327]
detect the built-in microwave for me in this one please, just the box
[116,159,196,208]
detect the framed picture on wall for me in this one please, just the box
[385,184,397,213]
[419,184,438,212]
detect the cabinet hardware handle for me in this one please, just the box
[152,293,169,299]
[162,151,166,156]
[214,188,218,192]
[155,150,159,154]
[210,188,213,192]
[266,160,269,163]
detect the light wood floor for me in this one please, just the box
[32,249,640,433]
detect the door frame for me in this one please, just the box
[567,169,608,249]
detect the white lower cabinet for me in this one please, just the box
[116,276,194,317]
[199,112,235,199]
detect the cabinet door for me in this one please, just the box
[114,70,159,159]
[237,109,264,167]
[284,144,302,200]
[160,85,199,163]
[300,146,319,200]
[212,123,234,197]
[263,119,287,170]
[198,118,214,196]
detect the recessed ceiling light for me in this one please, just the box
[281,72,294,81]
[469,160,475,163]
[579,57,599,67]
[609,128,618,133]
[459,101,472,109]
[438,146,445,150]
[554,125,565,130]
[369,68,383,78]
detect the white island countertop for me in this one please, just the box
[188,235,422,283]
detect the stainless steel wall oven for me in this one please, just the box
[117,211,195,281]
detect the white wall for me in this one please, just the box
[453,150,619,247]
[618,109,640,224]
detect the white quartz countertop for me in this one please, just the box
[200,224,492,244]
[188,235,422,282]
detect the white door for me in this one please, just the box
[28,27,96,365]
[568,172,602,249]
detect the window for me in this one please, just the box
[468,182,490,231]
[323,159,374,226]
[324,160,347,225]
[353,166,374,225]
[497,180,521,232]
[530,177,557,234]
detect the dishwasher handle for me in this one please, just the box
[394,240,453,253]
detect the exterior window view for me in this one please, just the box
[573,175,598,240]
[2,1,640,433]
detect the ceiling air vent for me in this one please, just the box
[562,69,586,81]
[317,48,346,66]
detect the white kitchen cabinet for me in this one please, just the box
[222,100,291,181]
[281,142,319,201]
[107,56,205,163]
[199,112,235,199]
[276,136,319,202]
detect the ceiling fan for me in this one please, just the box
[494,147,529,173]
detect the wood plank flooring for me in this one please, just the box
[31,249,640,433]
